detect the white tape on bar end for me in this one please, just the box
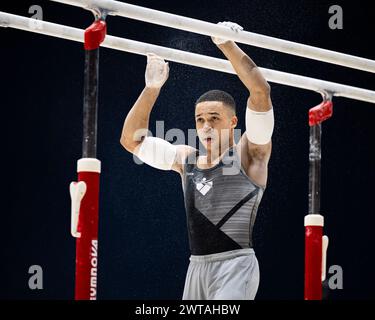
[77,158,101,173]
[304,214,324,227]
[69,181,87,238]
[322,235,329,281]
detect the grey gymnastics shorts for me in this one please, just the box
[182,248,260,300]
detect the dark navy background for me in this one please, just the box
[1,0,374,300]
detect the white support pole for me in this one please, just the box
[1,12,375,104]
[50,0,375,73]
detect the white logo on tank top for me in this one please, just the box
[195,177,213,195]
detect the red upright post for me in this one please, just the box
[304,99,332,300]
[70,18,106,300]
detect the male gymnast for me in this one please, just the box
[120,22,274,300]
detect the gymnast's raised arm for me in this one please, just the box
[212,22,274,187]
[120,53,195,174]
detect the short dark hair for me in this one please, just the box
[195,90,236,114]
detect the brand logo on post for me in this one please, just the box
[90,239,98,300]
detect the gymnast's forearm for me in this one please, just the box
[218,41,270,94]
[120,87,160,152]
[121,54,169,152]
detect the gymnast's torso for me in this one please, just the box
[181,145,265,255]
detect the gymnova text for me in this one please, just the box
[135,303,241,317]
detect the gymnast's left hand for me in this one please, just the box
[211,21,244,46]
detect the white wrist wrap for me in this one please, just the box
[136,136,177,171]
[245,107,274,145]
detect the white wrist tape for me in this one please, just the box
[245,107,274,145]
[135,136,177,171]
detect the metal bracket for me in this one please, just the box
[87,7,108,21]
[319,90,333,102]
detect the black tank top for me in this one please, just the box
[182,146,265,255]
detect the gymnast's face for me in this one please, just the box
[195,101,238,152]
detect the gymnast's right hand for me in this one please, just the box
[145,53,169,89]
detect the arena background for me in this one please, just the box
[0,0,374,300]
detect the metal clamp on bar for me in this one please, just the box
[84,8,107,51]
[84,19,107,50]
[69,181,87,238]
[309,92,334,126]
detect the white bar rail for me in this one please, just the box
[1,12,374,104]
[50,0,375,73]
